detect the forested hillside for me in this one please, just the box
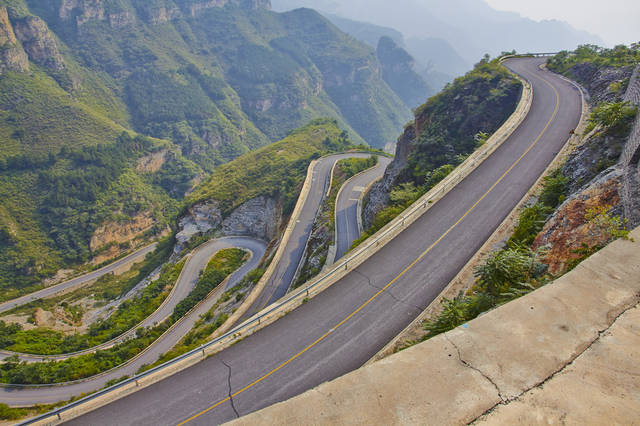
[0,0,415,297]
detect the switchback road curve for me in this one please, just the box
[63,57,583,426]
[0,238,266,363]
[243,153,386,316]
[1,153,385,405]
[335,156,393,260]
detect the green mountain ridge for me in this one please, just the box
[0,0,416,296]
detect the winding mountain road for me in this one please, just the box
[0,238,267,363]
[1,153,385,406]
[243,152,385,316]
[0,244,158,315]
[335,156,393,260]
[56,57,583,426]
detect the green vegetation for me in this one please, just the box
[423,246,544,338]
[1,0,415,302]
[0,131,197,298]
[188,119,353,216]
[0,403,27,421]
[587,101,638,136]
[547,44,640,75]
[0,246,250,384]
[172,248,247,320]
[354,57,520,249]
[508,169,568,247]
[0,257,184,355]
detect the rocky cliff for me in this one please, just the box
[364,59,521,226]
[0,6,29,74]
[176,195,282,247]
[532,48,639,276]
[12,15,64,70]
[57,0,271,28]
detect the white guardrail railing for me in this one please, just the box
[20,56,537,425]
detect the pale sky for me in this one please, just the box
[485,0,639,46]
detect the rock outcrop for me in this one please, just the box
[12,16,64,70]
[58,0,271,28]
[567,62,634,105]
[136,150,169,173]
[177,195,282,247]
[533,167,623,275]
[0,6,29,75]
[90,211,155,253]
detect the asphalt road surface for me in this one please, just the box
[335,156,393,260]
[0,238,266,405]
[244,153,382,316]
[0,244,158,315]
[27,57,582,423]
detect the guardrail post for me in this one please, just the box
[135,380,139,387]
[202,348,206,357]
[58,413,62,420]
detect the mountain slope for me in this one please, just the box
[0,0,410,297]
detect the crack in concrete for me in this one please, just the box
[352,268,423,312]
[220,360,240,419]
[443,333,506,403]
[466,295,640,424]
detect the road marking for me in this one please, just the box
[177,69,561,426]
[353,186,365,192]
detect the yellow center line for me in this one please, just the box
[177,70,561,426]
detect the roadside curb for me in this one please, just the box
[366,63,590,364]
[327,156,381,266]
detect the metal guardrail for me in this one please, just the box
[19,59,535,425]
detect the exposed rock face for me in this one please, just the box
[177,195,282,246]
[221,196,281,239]
[136,149,169,173]
[562,131,626,195]
[568,62,634,105]
[533,167,623,275]
[12,16,64,71]
[146,6,181,25]
[90,211,155,252]
[364,124,414,227]
[108,11,135,28]
[187,0,228,17]
[0,7,29,75]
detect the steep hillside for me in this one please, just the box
[535,44,640,273]
[0,0,411,298]
[178,119,353,246]
[18,0,410,151]
[377,36,433,108]
[360,57,521,242]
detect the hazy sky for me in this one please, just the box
[485,0,639,46]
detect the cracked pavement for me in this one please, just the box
[229,227,640,425]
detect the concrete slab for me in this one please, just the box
[477,304,640,425]
[227,229,640,425]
